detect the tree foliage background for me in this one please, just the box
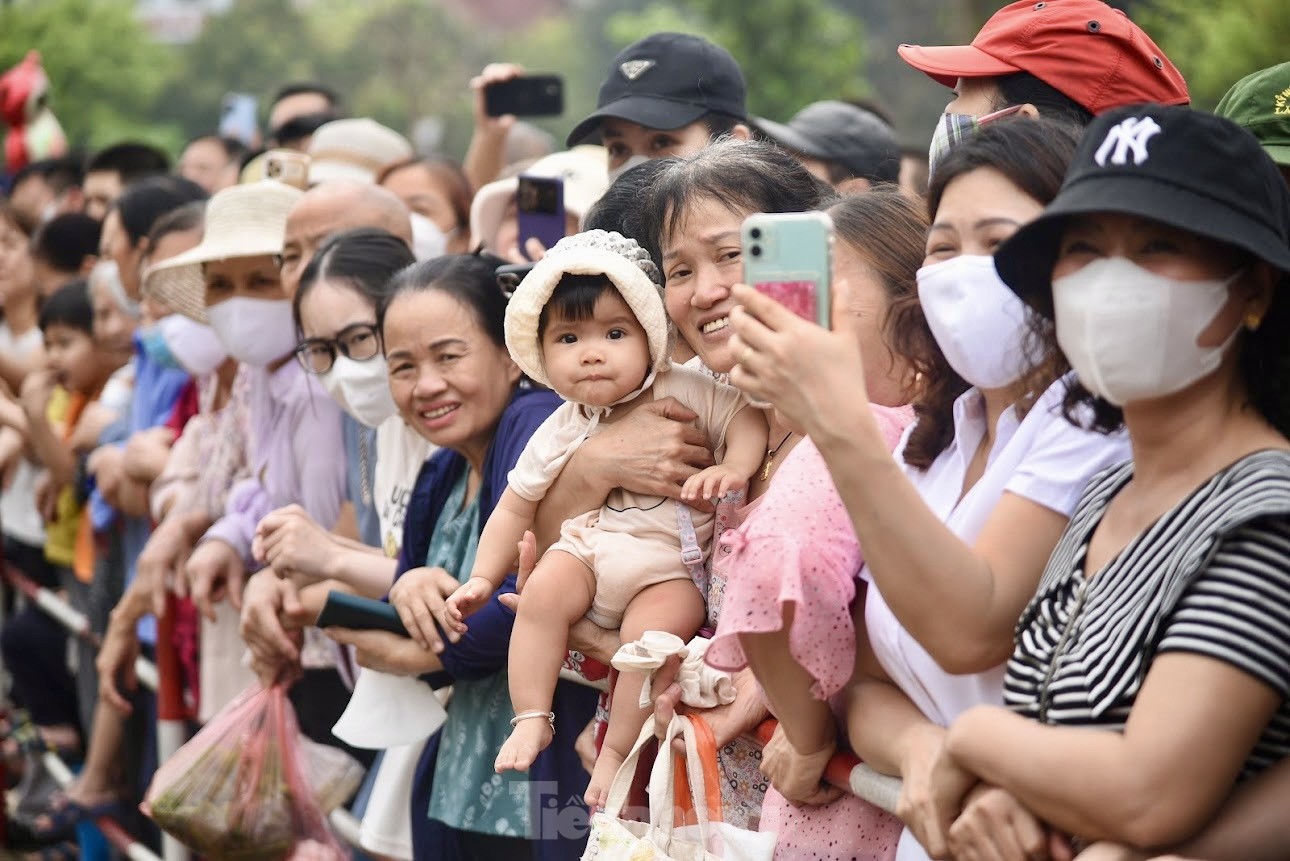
[0,0,1284,172]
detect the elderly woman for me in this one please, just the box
[940,106,1290,858]
[325,255,597,861]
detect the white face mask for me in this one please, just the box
[205,297,297,368]
[157,314,227,376]
[917,254,1036,389]
[1053,257,1243,407]
[319,355,397,428]
[607,154,650,185]
[409,213,447,262]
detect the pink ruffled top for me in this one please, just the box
[707,404,914,699]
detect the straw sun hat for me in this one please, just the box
[144,180,304,323]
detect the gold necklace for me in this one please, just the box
[760,431,795,482]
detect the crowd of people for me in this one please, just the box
[0,1,1288,859]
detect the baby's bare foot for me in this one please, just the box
[495,716,554,773]
[584,746,626,810]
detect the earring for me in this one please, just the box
[1245,311,1264,331]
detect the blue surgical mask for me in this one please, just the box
[138,325,180,370]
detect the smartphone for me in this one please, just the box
[316,591,409,638]
[218,92,259,148]
[516,175,565,261]
[740,212,833,329]
[484,75,565,118]
[262,149,311,190]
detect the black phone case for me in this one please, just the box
[316,591,410,638]
[484,75,564,117]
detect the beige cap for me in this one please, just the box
[144,180,304,322]
[470,146,608,253]
[504,230,668,393]
[307,118,413,185]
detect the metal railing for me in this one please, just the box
[0,564,364,859]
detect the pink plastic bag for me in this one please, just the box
[142,682,362,861]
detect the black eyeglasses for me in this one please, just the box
[294,323,382,374]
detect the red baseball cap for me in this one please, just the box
[898,0,1188,114]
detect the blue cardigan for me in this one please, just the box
[398,387,598,861]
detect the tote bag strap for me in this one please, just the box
[673,714,724,828]
[602,718,664,819]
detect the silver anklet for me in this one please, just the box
[510,710,556,734]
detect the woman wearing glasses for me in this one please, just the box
[238,227,434,670]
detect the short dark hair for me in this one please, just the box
[295,227,416,333]
[113,176,208,246]
[583,159,672,245]
[993,72,1094,128]
[271,82,341,111]
[12,156,84,196]
[39,279,93,334]
[185,135,248,165]
[30,214,101,274]
[85,142,171,183]
[639,138,836,269]
[701,112,747,139]
[901,117,1083,469]
[538,274,615,337]
[378,253,509,349]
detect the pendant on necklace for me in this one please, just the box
[760,454,774,482]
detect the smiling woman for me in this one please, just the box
[641,139,834,376]
[360,253,596,861]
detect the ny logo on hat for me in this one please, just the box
[1094,116,1163,167]
[620,60,655,81]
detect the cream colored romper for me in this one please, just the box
[508,363,748,627]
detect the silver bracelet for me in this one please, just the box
[510,710,556,734]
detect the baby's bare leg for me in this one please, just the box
[585,578,706,808]
[496,550,595,774]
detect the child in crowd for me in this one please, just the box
[0,282,127,758]
[29,213,101,298]
[447,230,767,804]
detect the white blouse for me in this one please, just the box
[858,377,1132,861]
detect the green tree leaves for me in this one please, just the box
[0,0,179,158]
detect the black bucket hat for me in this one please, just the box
[566,33,747,147]
[996,103,1290,315]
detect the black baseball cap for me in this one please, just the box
[755,101,901,184]
[566,33,747,147]
[997,103,1290,314]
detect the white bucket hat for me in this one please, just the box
[307,118,413,185]
[145,180,303,323]
[504,229,669,393]
[470,146,609,253]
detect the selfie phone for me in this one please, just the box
[516,175,565,261]
[219,92,259,147]
[484,75,565,118]
[262,149,311,190]
[741,212,833,329]
[316,591,409,638]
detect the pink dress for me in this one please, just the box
[708,405,913,861]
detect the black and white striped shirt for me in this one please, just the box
[1005,449,1290,780]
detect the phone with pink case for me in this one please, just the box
[740,212,833,329]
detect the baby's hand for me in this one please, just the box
[681,463,749,503]
[445,576,496,633]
